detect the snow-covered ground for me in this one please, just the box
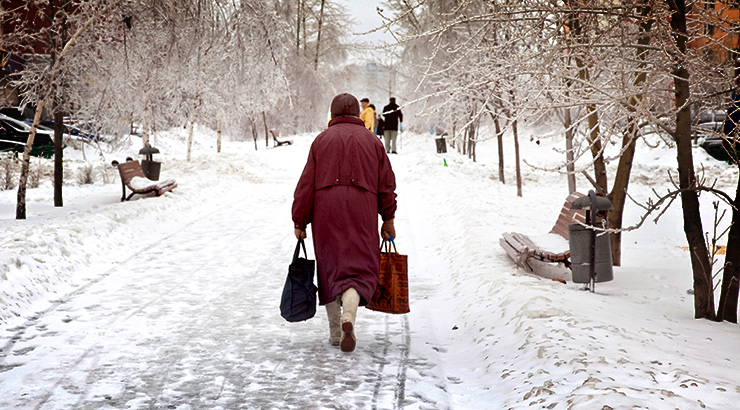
[0,123,739,409]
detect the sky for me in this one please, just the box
[346,0,396,45]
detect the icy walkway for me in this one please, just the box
[0,138,484,409]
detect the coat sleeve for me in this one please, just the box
[377,150,397,221]
[292,148,316,229]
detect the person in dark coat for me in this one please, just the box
[292,93,398,352]
[382,97,403,154]
[375,113,385,138]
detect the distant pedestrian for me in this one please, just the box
[360,98,375,131]
[292,93,398,353]
[382,97,403,154]
[375,113,385,138]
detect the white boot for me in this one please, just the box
[340,288,360,352]
[326,296,341,346]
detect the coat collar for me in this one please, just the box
[329,116,364,127]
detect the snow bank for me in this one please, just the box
[0,126,268,339]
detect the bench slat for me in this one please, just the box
[549,192,586,240]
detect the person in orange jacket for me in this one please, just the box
[360,98,375,131]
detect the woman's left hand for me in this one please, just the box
[295,228,307,240]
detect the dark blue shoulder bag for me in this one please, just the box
[280,239,317,322]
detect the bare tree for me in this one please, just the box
[380,0,740,320]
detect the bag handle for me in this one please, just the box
[380,235,398,254]
[294,238,308,262]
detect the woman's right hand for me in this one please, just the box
[381,220,396,241]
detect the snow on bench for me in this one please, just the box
[499,192,586,281]
[269,129,293,147]
[114,159,177,202]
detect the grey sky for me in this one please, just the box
[346,0,395,45]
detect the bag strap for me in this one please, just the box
[380,235,398,254]
[294,238,308,262]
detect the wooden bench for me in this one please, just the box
[270,129,293,147]
[114,159,177,202]
[499,192,586,277]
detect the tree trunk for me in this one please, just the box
[669,0,715,320]
[296,0,302,52]
[142,107,150,146]
[53,111,64,207]
[513,117,522,197]
[467,122,476,161]
[313,0,325,70]
[262,111,269,147]
[16,101,46,219]
[569,4,607,194]
[462,127,467,156]
[717,178,740,322]
[217,119,222,153]
[509,90,522,196]
[494,116,505,184]
[186,121,194,161]
[717,53,740,322]
[564,107,576,194]
[584,103,607,193]
[250,117,258,151]
[606,11,652,267]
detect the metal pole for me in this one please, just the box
[588,190,597,293]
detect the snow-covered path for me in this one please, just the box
[2,129,740,409]
[0,136,484,409]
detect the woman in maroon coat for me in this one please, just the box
[292,93,397,352]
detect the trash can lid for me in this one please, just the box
[570,190,613,211]
[138,143,160,155]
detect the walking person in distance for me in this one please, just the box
[360,98,375,131]
[382,97,403,154]
[292,93,398,353]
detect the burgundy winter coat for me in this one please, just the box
[292,116,397,306]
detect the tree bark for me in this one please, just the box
[669,0,715,320]
[579,87,607,193]
[513,117,522,197]
[262,111,269,147]
[296,0,303,52]
[467,121,476,161]
[493,116,505,184]
[717,179,740,322]
[142,108,150,146]
[16,102,46,219]
[250,116,258,151]
[313,0,325,70]
[564,107,576,194]
[53,111,64,207]
[509,90,522,196]
[217,119,222,153]
[186,121,194,161]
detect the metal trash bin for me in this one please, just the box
[569,224,613,284]
[435,137,447,153]
[568,190,614,290]
[139,143,161,181]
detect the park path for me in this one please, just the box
[0,141,479,410]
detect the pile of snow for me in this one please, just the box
[0,125,270,338]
